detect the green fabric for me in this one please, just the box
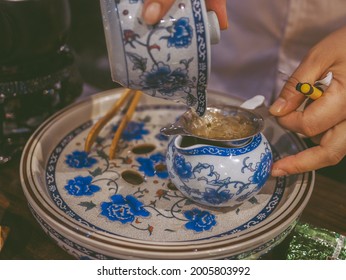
[287,223,346,260]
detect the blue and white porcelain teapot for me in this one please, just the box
[100,0,220,116]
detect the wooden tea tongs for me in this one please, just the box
[84,88,142,159]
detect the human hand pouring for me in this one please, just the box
[85,0,221,158]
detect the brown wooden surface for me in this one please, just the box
[0,155,345,260]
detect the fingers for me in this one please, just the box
[269,54,328,117]
[205,0,228,30]
[142,0,175,25]
[269,27,346,176]
[271,120,346,176]
[277,85,346,137]
[142,0,229,29]
[269,49,346,137]
[269,27,346,118]
[269,76,306,116]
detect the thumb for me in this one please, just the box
[206,0,228,30]
[142,0,175,25]
[269,59,327,117]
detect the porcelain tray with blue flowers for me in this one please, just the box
[21,88,314,258]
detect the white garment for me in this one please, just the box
[208,0,346,104]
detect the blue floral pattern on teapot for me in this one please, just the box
[101,0,213,115]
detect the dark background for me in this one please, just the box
[68,0,114,92]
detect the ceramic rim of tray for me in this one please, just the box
[20,88,314,259]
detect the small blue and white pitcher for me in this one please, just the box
[163,102,273,208]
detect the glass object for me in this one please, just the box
[0,0,82,163]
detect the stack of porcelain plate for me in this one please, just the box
[20,88,314,259]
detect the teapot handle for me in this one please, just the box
[207,11,221,45]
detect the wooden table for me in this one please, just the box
[0,154,345,260]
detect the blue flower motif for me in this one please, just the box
[251,149,272,187]
[203,188,233,205]
[65,150,97,169]
[140,62,193,96]
[64,176,101,197]
[184,208,216,232]
[150,152,166,163]
[137,152,169,179]
[167,17,193,48]
[100,194,150,224]
[173,154,193,180]
[112,121,149,141]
